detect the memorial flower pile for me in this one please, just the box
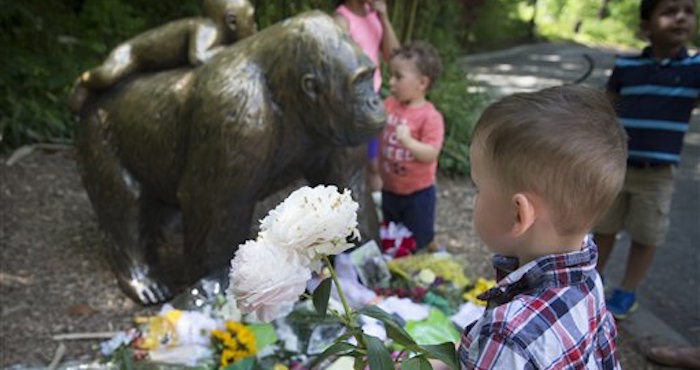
[96,185,464,369]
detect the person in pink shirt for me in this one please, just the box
[334,0,400,193]
[379,41,443,251]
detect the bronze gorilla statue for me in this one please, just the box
[74,11,385,305]
[81,0,256,90]
[69,0,257,112]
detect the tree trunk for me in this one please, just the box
[390,0,405,42]
[528,0,538,39]
[598,0,611,20]
[573,20,583,33]
[404,0,419,43]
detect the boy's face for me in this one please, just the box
[644,0,696,49]
[469,142,517,256]
[388,56,429,105]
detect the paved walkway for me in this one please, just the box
[460,42,700,348]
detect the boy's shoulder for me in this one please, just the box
[467,284,615,366]
[611,47,653,69]
[421,100,443,122]
[480,277,609,345]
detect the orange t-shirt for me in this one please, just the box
[379,96,444,195]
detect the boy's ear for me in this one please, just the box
[419,75,430,91]
[510,193,536,237]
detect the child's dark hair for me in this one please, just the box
[640,0,662,21]
[391,41,443,89]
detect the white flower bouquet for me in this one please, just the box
[227,185,459,369]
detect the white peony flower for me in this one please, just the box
[228,239,311,322]
[259,185,360,260]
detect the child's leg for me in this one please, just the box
[620,240,656,291]
[401,186,436,250]
[82,44,138,89]
[593,188,627,272]
[381,190,402,223]
[620,166,675,291]
[593,233,617,273]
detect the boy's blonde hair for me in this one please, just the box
[472,85,627,235]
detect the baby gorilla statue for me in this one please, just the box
[69,0,256,111]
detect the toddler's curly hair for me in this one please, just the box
[391,41,442,89]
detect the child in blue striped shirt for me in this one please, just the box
[593,0,699,319]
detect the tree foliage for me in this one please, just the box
[2,0,696,175]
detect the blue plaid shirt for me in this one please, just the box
[458,239,620,369]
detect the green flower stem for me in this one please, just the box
[328,308,349,326]
[305,287,348,325]
[322,255,364,346]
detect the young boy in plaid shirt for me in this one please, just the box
[455,86,625,369]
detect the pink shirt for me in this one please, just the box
[335,4,383,91]
[379,96,444,195]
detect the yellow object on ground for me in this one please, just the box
[134,310,182,349]
[462,278,497,306]
[387,253,471,288]
[211,321,257,367]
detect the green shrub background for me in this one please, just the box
[2,0,696,176]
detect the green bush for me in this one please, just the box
[0,0,197,150]
[429,61,486,176]
[2,1,78,148]
[580,18,642,47]
[536,0,698,48]
[464,0,531,49]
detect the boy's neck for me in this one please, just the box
[398,96,427,108]
[515,232,587,267]
[649,42,685,60]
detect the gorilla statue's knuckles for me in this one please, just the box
[75,12,385,304]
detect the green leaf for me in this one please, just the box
[120,346,133,370]
[419,342,459,370]
[248,323,277,350]
[337,328,360,342]
[308,341,358,369]
[401,355,433,370]
[313,277,332,318]
[360,305,419,350]
[364,334,394,370]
